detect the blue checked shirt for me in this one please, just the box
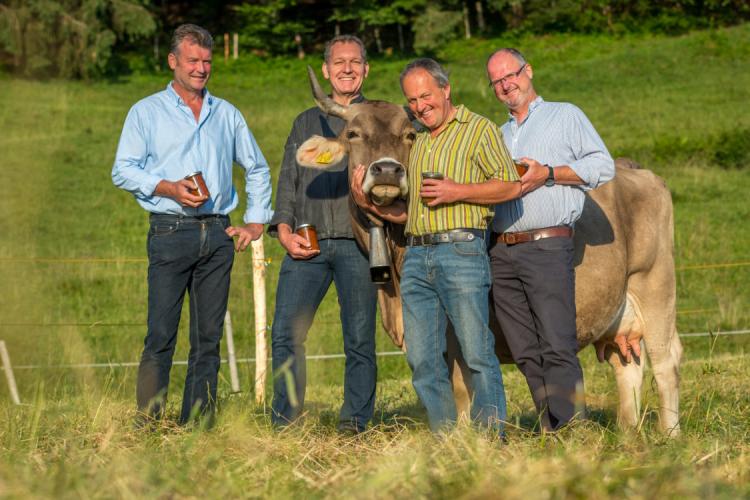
[492,96,614,233]
[112,83,273,224]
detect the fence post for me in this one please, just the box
[224,310,241,393]
[251,237,268,404]
[224,33,229,63]
[232,33,238,60]
[0,340,21,404]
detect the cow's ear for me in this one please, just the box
[296,135,347,168]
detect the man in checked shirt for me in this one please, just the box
[486,48,615,431]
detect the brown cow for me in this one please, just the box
[295,67,682,435]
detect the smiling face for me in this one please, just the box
[487,51,536,116]
[401,68,453,134]
[168,39,212,96]
[322,41,369,106]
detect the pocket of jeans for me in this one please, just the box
[150,223,178,237]
[451,239,483,256]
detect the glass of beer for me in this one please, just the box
[512,159,529,177]
[421,171,443,204]
[185,171,210,201]
[295,223,319,252]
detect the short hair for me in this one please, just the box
[486,48,527,69]
[324,35,367,63]
[170,24,214,55]
[400,58,450,91]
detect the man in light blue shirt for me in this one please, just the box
[486,48,615,431]
[112,24,273,426]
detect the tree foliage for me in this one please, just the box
[0,0,155,78]
[1,0,747,78]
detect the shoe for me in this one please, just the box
[337,421,365,436]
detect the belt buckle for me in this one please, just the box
[504,233,517,245]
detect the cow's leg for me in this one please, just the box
[446,325,472,421]
[629,270,682,436]
[377,278,405,348]
[603,341,645,428]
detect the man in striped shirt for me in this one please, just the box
[486,48,615,431]
[360,58,521,432]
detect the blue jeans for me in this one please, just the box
[401,237,506,432]
[271,238,377,431]
[137,214,234,424]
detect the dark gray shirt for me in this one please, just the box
[268,96,365,240]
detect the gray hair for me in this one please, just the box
[170,24,214,55]
[400,58,450,90]
[324,35,367,63]
[486,48,527,68]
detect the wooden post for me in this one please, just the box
[232,33,238,60]
[224,33,229,63]
[294,33,305,60]
[251,238,268,404]
[0,340,20,404]
[224,310,241,393]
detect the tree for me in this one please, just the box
[0,0,155,78]
[234,0,314,57]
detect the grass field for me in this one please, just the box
[1,25,749,498]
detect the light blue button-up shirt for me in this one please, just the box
[492,96,614,233]
[112,83,273,224]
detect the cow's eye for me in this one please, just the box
[347,130,360,140]
[405,132,416,142]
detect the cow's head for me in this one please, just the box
[295,66,414,207]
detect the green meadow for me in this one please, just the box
[1,25,749,498]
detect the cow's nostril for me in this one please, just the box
[371,165,382,174]
[395,165,404,175]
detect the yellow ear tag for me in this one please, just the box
[315,151,333,164]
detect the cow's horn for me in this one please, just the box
[307,65,353,120]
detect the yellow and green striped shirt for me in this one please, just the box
[405,105,518,236]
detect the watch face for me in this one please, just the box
[545,166,554,187]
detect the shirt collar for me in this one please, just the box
[508,95,544,124]
[453,104,471,124]
[166,82,213,106]
[326,93,366,106]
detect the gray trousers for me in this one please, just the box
[489,235,583,430]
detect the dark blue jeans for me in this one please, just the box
[137,213,234,424]
[271,238,377,431]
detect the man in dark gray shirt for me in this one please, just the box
[268,35,377,434]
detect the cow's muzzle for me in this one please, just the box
[361,157,408,206]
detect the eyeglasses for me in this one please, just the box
[488,64,527,88]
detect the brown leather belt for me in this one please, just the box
[495,225,573,245]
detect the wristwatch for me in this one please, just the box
[544,165,555,187]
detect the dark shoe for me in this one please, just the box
[337,421,365,436]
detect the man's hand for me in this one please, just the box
[277,223,320,260]
[420,177,463,206]
[154,179,207,207]
[351,164,408,224]
[519,157,549,195]
[350,164,372,210]
[225,223,264,252]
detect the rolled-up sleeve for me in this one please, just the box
[111,107,163,198]
[235,112,274,224]
[566,106,615,191]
